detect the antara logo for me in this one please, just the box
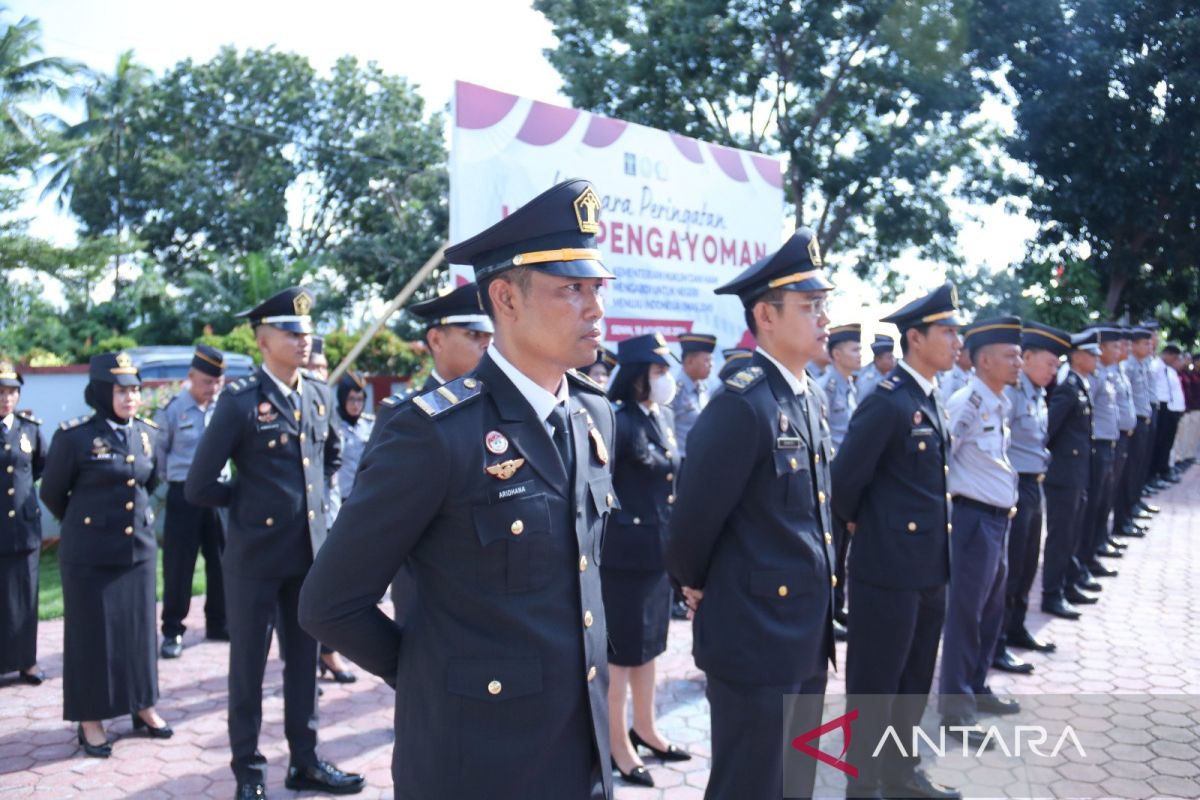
[791,709,859,778]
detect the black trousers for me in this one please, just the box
[1151,402,1182,477]
[845,580,946,794]
[998,474,1044,653]
[1114,419,1151,528]
[1041,483,1086,602]
[224,572,318,784]
[161,482,226,638]
[705,671,827,800]
[1072,441,1115,581]
[1108,434,1132,535]
[832,517,850,619]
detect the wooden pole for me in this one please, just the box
[328,241,448,385]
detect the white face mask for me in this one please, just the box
[649,372,677,406]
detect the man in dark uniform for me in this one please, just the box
[1040,331,1099,619]
[1115,327,1156,536]
[716,348,752,382]
[994,321,1071,666]
[185,287,361,799]
[667,228,836,800]
[0,362,48,685]
[299,179,618,800]
[831,282,963,800]
[157,345,228,659]
[819,322,860,638]
[855,334,896,400]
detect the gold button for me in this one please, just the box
[831,575,838,588]
[308,510,315,520]
[946,493,952,502]
[667,495,675,505]
[487,680,502,695]
[6,510,13,518]
[268,440,277,449]
[464,378,478,389]
[633,517,642,525]
[825,533,833,545]
[126,479,135,488]
[579,555,588,572]
[666,473,674,482]
[279,434,289,445]
[307,484,313,493]
[265,517,274,527]
[303,457,310,466]
[664,451,672,460]
[125,455,135,463]
[125,501,134,511]
[84,516,91,525]
[818,491,826,504]
[918,441,927,451]
[777,585,789,597]
[587,666,597,681]
[1008,507,1018,519]
[1037,473,1046,483]
[814,453,821,464]
[947,523,953,533]
[1072,449,1079,455]
[583,610,594,628]
[124,526,133,535]
[907,521,917,532]
[944,466,949,476]
[606,493,613,506]
[789,457,798,470]
[299,432,306,441]
[511,519,524,535]
[6,488,12,496]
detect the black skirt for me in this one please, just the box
[0,549,39,674]
[600,566,671,667]
[60,557,158,721]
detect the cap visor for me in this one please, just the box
[265,320,314,334]
[531,260,615,280]
[452,320,495,334]
[113,374,142,387]
[778,275,836,293]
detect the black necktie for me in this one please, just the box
[548,403,574,476]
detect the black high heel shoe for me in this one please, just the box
[77,724,112,758]
[611,756,654,787]
[132,712,174,739]
[19,668,45,686]
[318,655,357,684]
[629,728,692,762]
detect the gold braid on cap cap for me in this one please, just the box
[766,269,822,290]
[193,350,224,369]
[510,248,602,267]
[964,323,1022,338]
[1024,328,1071,349]
[920,310,958,324]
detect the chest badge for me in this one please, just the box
[913,410,923,425]
[140,431,152,456]
[981,411,989,422]
[485,430,509,455]
[485,458,526,480]
[316,402,325,418]
[257,402,277,423]
[19,434,32,454]
[589,425,609,465]
[779,413,790,432]
[92,437,110,456]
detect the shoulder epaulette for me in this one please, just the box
[362,412,375,422]
[59,414,93,431]
[968,391,982,408]
[412,376,484,418]
[380,389,415,409]
[136,415,160,429]
[566,368,606,395]
[877,379,896,392]
[15,410,41,425]
[226,374,259,395]
[724,366,765,393]
[301,368,326,384]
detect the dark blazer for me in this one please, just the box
[41,415,160,566]
[603,403,679,571]
[185,367,340,578]
[1044,370,1093,490]
[367,373,442,453]
[666,353,836,686]
[299,354,617,800]
[0,412,47,555]
[830,365,952,590]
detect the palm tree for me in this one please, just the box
[0,9,77,144]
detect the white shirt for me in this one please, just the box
[898,359,938,397]
[1166,367,1186,412]
[755,347,808,396]
[262,364,303,403]
[1149,356,1170,402]
[487,343,569,434]
[1,413,13,432]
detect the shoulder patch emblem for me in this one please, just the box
[137,415,160,429]
[60,414,93,431]
[724,366,765,393]
[968,392,982,408]
[227,375,259,395]
[566,368,606,395]
[877,379,896,392]
[413,376,484,418]
[15,410,42,425]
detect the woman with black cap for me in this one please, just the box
[40,352,172,757]
[603,333,692,787]
[0,360,48,686]
[584,347,617,390]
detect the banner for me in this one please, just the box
[449,80,785,350]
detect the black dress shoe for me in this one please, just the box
[991,649,1034,674]
[670,600,690,621]
[975,691,1021,715]
[285,761,365,795]
[1076,576,1102,591]
[1137,502,1159,514]
[1133,509,1153,520]
[630,728,692,761]
[1007,627,1056,652]
[235,782,267,799]
[833,618,849,641]
[160,635,183,659]
[1065,587,1099,605]
[1042,598,1081,619]
[132,713,174,738]
[1086,561,1118,577]
[1114,524,1146,538]
[834,607,849,626]
[1095,544,1123,558]
[319,658,358,684]
[611,756,655,787]
[19,668,45,685]
[206,628,230,642]
[886,767,963,799]
[76,724,112,758]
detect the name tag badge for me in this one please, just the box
[256,422,281,432]
[490,479,537,504]
[910,426,935,437]
[179,421,195,430]
[775,435,801,449]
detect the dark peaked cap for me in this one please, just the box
[236,286,315,333]
[678,333,717,354]
[445,178,615,282]
[1021,321,1072,357]
[191,344,225,377]
[963,316,1022,352]
[409,283,493,333]
[879,281,964,331]
[715,227,833,306]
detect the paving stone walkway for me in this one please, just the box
[1,467,1196,799]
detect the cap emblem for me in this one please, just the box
[807,236,823,267]
[573,187,601,234]
[293,291,313,316]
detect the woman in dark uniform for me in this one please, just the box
[40,352,173,757]
[603,334,692,788]
[0,361,47,685]
[584,347,617,391]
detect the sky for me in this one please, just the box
[11,0,1038,328]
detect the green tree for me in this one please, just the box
[0,9,77,149]
[535,0,1012,287]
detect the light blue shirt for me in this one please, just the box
[947,376,1018,508]
[669,371,712,459]
[155,389,217,482]
[1113,362,1137,433]
[1089,365,1120,441]
[818,368,857,450]
[1004,371,1049,474]
[856,363,884,400]
[1129,356,1153,417]
[940,365,972,400]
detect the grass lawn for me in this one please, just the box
[38,547,208,621]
